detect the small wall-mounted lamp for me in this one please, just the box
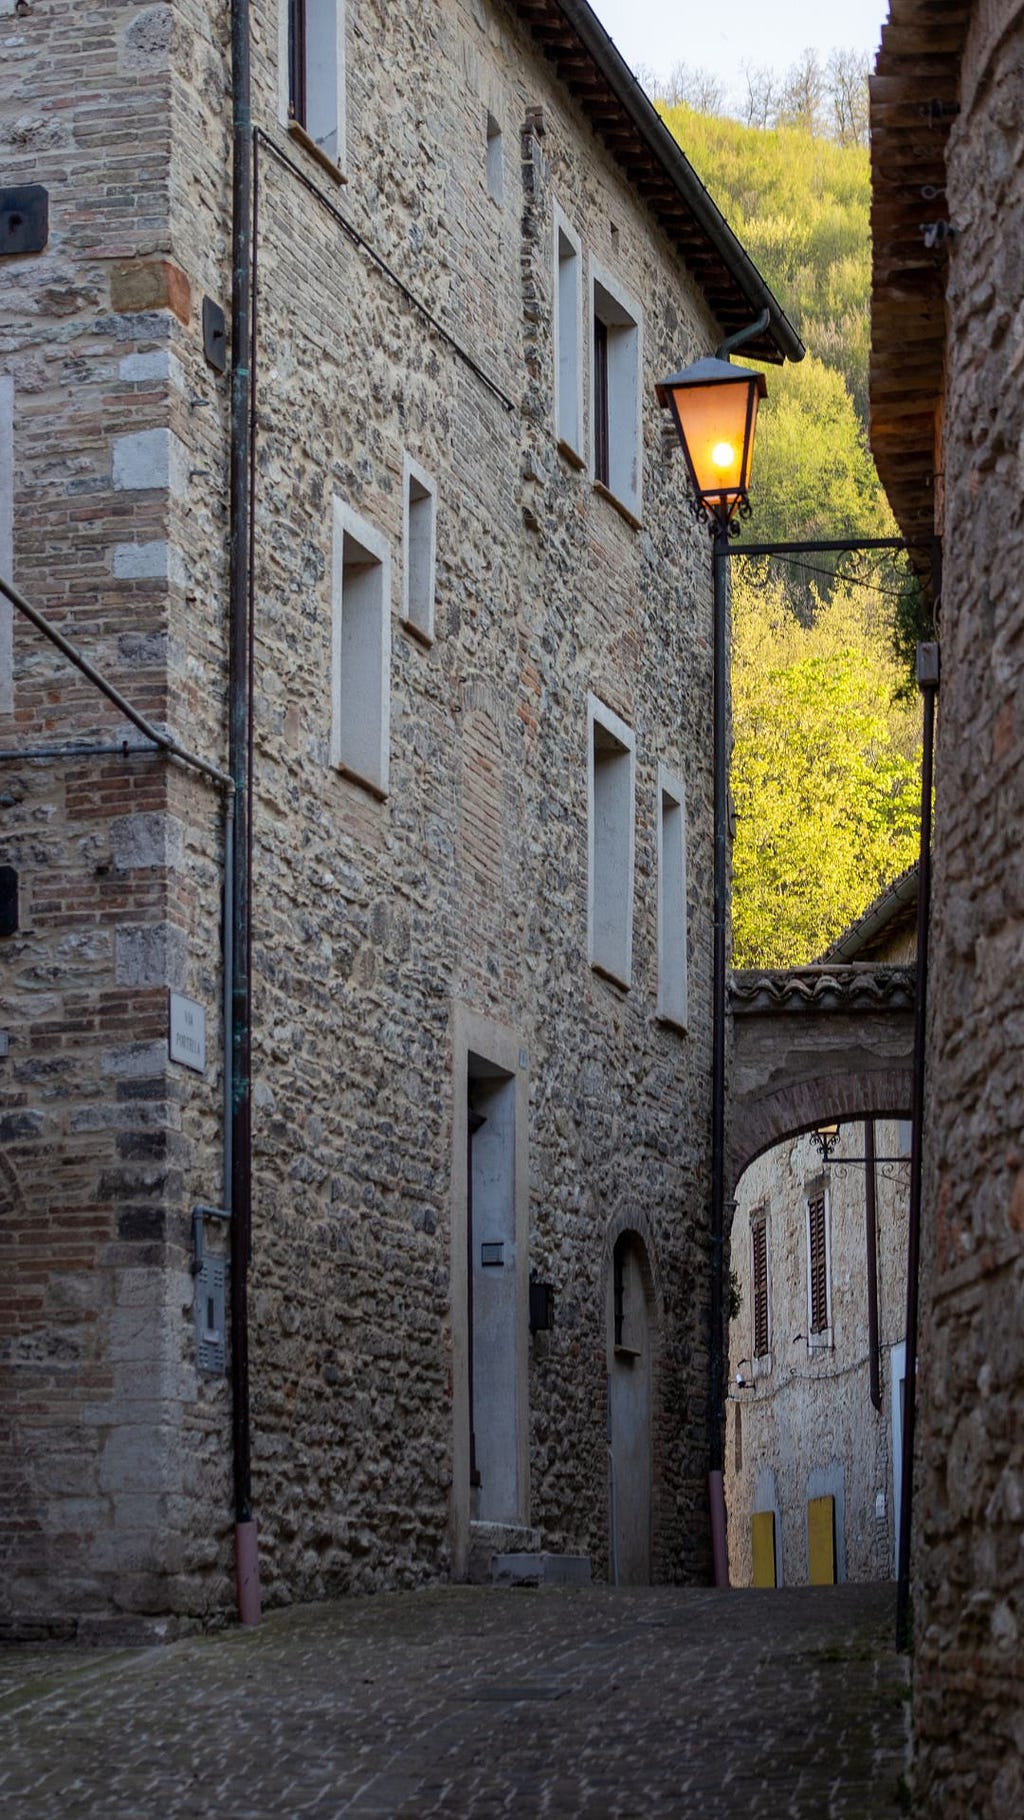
[812,1122,840,1164]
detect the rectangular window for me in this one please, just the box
[593,317,609,486]
[554,208,583,458]
[286,0,345,174]
[807,1189,830,1338]
[331,500,390,796]
[486,112,504,205]
[587,694,635,988]
[401,455,436,644]
[591,264,642,518]
[0,374,12,716]
[752,1216,769,1359]
[657,767,687,1027]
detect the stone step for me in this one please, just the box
[492,1552,593,1588]
[467,1520,542,1584]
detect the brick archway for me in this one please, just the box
[728,965,916,1192]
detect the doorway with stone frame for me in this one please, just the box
[607,1226,657,1584]
[450,1006,530,1579]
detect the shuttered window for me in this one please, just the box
[752,1220,769,1357]
[808,1191,828,1333]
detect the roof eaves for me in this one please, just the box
[518,0,805,367]
[819,863,920,962]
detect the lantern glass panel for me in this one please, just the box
[670,379,759,499]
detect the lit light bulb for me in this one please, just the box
[711,441,735,471]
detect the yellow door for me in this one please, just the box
[751,1509,777,1587]
[807,1495,836,1584]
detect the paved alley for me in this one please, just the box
[0,1582,909,1819]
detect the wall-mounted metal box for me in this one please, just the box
[529,1280,555,1333]
[195,1257,226,1375]
[0,186,49,257]
[0,866,18,937]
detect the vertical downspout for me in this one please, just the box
[223,796,235,1208]
[896,639,939,1649]
[864,1119,881,1411]
[708,515,731,1588]
[229,0,259,1625]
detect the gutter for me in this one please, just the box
[548,1,805,365]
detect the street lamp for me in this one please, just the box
[655,355,766,530]
[812,1121,841,1164]
[658,339,768,1591]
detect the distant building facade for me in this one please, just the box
[0,2,799,1635]
[872,5,1024,1812]
[726,872,916,1587]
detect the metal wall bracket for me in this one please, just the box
[0,186,49,257]
[0,865,18,937]
[202,297,227,372]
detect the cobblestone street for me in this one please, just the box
[0,1582,908,1818]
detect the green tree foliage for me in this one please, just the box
[749,353,890,548]
[655,87,926,962]
[658,102,872,420]
[731,579,921,967]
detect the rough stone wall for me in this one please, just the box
[1,0,733,1633]
[0,1,232,1639]
[726,1121,909,1586]
[230,0,721,1602]
[912,11,1024,1812]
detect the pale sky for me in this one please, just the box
[590,0,892,102]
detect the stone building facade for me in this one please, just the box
[725,873,916,1588]
[726,1119,911,1588]
[872,3,1024,1813]
[0,2,798,1635]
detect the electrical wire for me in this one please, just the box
[743,551,912,600]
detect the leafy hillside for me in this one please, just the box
[659,102,922,968]
[661,104,873,419]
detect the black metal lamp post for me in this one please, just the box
[657,347,767,1589]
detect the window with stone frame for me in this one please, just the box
[591,264,642,519]
[401,454,437,644]
[807,1189,830,1337]
[286,0,346,177]
[0,373,12,716]
[554,206,583,459]
[751,1214,770,1359]
[331,498,391,797]
[485,111,504,205]
[587,694,635,987]
[656,768,687,1028]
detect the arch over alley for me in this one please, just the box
[727,964,916,1191]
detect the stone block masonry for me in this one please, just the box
[908,14,1024,1815]
[0,0,769,1634]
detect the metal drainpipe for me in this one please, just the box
[896,639,939,1649]
[229,0,259,1627]
[707,514,731,1588]
[864,1119,882,1412]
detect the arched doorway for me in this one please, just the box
[607,1228,656,1585]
